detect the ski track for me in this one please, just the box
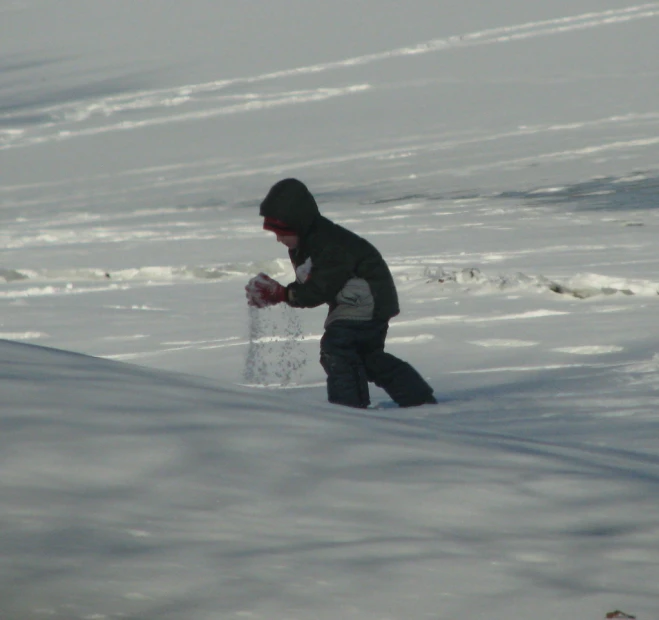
[0,85,373,151]
[2,4,659,152]
[5,112,659,200]
[3,111,659,201]
[450,361,628,374]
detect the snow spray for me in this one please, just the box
[244,304,307,386]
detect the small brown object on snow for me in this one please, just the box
[606,611,636,619]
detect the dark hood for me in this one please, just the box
[259,178,319,237]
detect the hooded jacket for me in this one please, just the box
[259,178,400,325]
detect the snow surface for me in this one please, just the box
[2,1,659,618]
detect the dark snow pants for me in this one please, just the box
[320,319,435,409]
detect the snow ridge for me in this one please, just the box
[424,266,659,298]
[0,260,291,286]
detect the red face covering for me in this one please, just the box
[263,217,295,235]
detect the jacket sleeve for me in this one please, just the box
[287,244,354,308]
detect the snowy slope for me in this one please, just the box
[3,338,659,620]
[2,1,659,618]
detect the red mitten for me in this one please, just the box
[245,273,287,308]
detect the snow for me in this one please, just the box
[1,1,659,618]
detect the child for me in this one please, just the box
[246,178,436,409]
